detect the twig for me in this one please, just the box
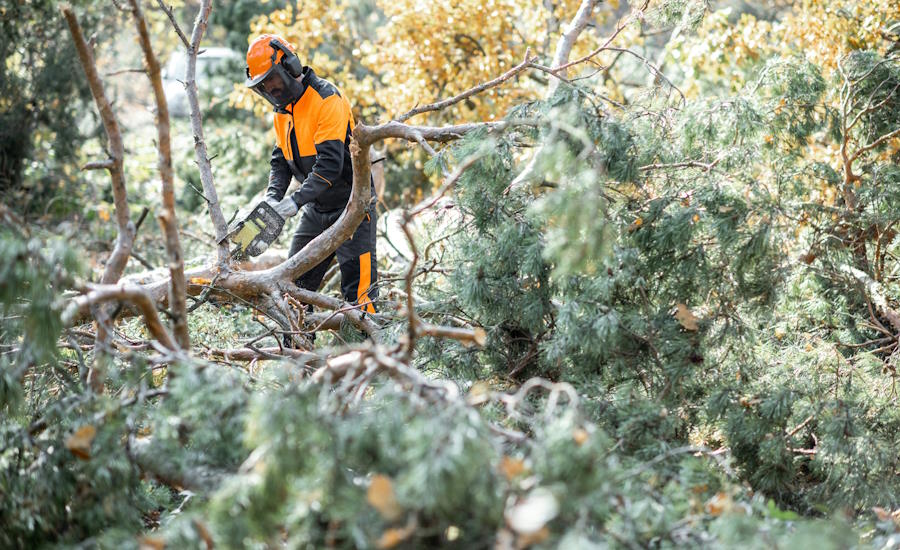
[397,49,539,122]
[154,0,190,48]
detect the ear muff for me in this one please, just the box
[269,39,303,78]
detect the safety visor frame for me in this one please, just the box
[244,63,302,112]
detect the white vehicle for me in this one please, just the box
[162,47,242,117]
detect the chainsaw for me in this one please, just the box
[221,201,286,259]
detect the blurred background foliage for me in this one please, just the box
[3,0,900,548]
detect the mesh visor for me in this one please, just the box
[245,64,302,111]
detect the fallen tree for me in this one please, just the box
[62,0,643,358]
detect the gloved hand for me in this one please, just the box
[267,196,299,220]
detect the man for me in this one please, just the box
[245,34,377,314]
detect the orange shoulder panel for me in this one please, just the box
[313,94,352,145]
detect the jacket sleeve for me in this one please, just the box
[290,95,350,207]
[266,145,293,202]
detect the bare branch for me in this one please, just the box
[547,0,597,94]
[397,50,539,122]
[130,0,190,349]
[63,283,177,351]
[409,153,484,217]
[206,347,313,361]
[850,126,900,164]
[62,5,136,388]
[154,0,190,48]
[552,0,651,76]
[182,0,230,267]
[61,6,134,287]
[82,159,115,171]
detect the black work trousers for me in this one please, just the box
[289,202,377,313]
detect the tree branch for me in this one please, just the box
[154,0,190,48]
[182,0,230,267]
[62,5,136,388]
[63,283,177,351]
[397,50,539,122]
[130,0,190,350]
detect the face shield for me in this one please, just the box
[245,62,304,113]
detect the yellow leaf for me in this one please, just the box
[98,207,110,222]
[189,277,212,286]
[138,537,166,550]
[66,425,96,460]
[499,455,527,480]
[572,428,589,446]
[367,474,402,521]
[517,526,550,547]
[705,492,732,516]
[466,381,491,406]
[376,524,415,549]
[444,525,460,541]
[473,327,487,347]
[674,303,699,331]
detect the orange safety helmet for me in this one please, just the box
[245,34,305,112]
[246,34,299,80]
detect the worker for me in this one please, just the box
[244,34,377,315]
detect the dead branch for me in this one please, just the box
[62,7,133,286]
[62,5,136,388]
[841,264,900,333]
[62,283,177,351]
[130,0,189,349]
[397,49,539,122]
[551,0,651,77]
[418,323,487,347]
[206,346,313,361]
[400,213,420,359]
[154,0,190,48]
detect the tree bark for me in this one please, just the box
[62,5,135,390]
[184,0,231,268]
[129,0,190,349]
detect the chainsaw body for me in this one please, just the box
[225,201,286,258]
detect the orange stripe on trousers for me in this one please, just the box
[357,252,375,313]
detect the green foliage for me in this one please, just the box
[4,1,900,548]
[0,1,111,212]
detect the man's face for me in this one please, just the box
[259,72,285,98]
[248,65,302,112]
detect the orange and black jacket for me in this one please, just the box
[266,68,355,212]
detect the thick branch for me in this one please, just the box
[62,5,136,388]
[206,347,312,361]
[130,0,190,349]
[547,0,597,95]
[63,283,177,351]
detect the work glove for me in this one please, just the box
[267,196,299,220]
